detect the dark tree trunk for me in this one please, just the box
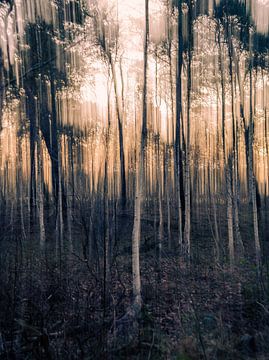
[25,85,37,224]
[175,0,185,247]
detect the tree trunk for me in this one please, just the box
[36,98,46,247]
[109,57,127,209]
[175,0,184,249]
[249,64,261,265]
[218,23,234,266]
[131,0,149,313]
[184,0,192,259]
[228,28,244,256]
[56,137,64,260]
[26,87,37,225]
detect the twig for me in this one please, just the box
[256,301,269,315]
[147,331,155,360]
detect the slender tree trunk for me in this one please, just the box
[228,29,244,256]
[109,57,127,209]
[249,64,261,265]
[0,50,4,131]
[165,145,172,250]
[103,78,112,315]
[206,127,220,262]
[132,130,142,311]
[66,136,73,251]
[175,0,184,248]
[218,23,234,266]
[233,47,250,197]
[36,98,46,247]
[212,191,221,261]
[17,134,26,242]
[167,0,174,143]
[131,0,149,313]
[227,156,234,265]
[184,0,192,258]
[26,88,37,225]
[56,137,64,259]
[166,2,173,249]
[157,140,163,270]
[265,108,269,199]
[50,78,59,208]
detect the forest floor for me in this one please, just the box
[0,207,269,359]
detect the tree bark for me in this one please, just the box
[249,62,261,265]
[175,0,184,249]
[218,22,234,266]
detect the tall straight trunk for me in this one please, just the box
[227,157,234,265]
[103,151,109,318]
[175,0,184,248]
[109,57,127,209]
[56,138,64,258]
[131,0,149,312]
[0,50,4,130]
[103,80,112,315]
[132,131,142,312]
[265,108,269,199]
[26,87,37,225]
[166,0,174,143]
[212,190,221,261]
[66,136,73,251]
[17,135,26,241]
[206,129,220,262]
[50,78,60,208]
[233,47,250,197]
[36,98,45,247]
[249,63,261,265]
[141,0,149,141]
[155,48,163,265]
[184,0,192,258]
[218,24,234,266]
[228,28,244,254]
[157,139,163,269]
[164,8,173,247]
[165,145,172,250]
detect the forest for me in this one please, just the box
[0,0,269,358]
